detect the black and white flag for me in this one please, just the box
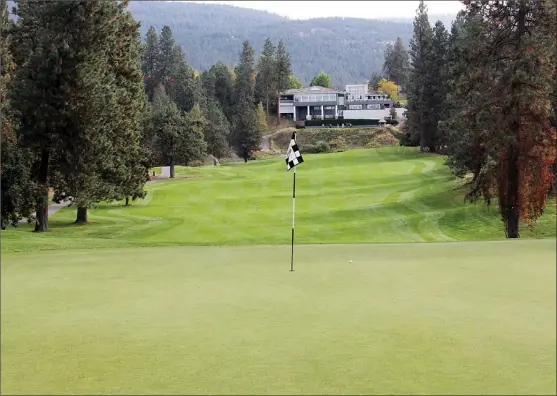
[285,133,304,171]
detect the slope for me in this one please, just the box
[2,147,555,253]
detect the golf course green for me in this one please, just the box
[2,147,556,394]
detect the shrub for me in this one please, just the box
[305,141,331,154]
[329,136,347,152]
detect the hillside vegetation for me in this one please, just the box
[127,1,416,86]
[3,148,555,253]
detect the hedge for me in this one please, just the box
[305,119,382,127]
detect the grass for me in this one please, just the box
[2,241,555,394]
[2,147,556,394]
[1,147,554,253]
[2,147,556,252]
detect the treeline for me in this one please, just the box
[401,0,557,238]
[0,0,297,231]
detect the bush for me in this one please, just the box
[270,127,399,153]
[329,136,347,152]
[304,141,331,154]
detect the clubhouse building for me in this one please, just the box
[278,84,405,123]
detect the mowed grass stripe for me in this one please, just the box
[1,147,554,252]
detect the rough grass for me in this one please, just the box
[2,147,555,253]
[2,241,555,394]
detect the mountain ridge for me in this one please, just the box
[127,1,430,86]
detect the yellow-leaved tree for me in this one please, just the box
[377,78,400,102]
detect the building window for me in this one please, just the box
[348,104,363,110]
[366,104,380,110]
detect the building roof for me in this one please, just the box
[282,86,345,95]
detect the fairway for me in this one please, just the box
[2,148,555,253]
[2,241,556,394]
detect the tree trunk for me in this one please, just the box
[551,161,557,195]
[34,193,48,232]
[75,207,88,224]
[170,157,175,178]
[34,149,50,232]
[276,92,281,126]
[265,94,270,117]
[125,197,130,206]
[505,146,520,239]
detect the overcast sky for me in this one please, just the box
[184,1,464,20]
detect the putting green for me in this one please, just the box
[2,147,555,253]
[2,240,555,394]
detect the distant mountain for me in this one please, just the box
[7,1,457,87]
[127,1,421,87]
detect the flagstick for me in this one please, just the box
[291,165,296,272]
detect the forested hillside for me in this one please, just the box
[127,1,415,86]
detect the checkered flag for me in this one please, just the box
[285,133,304,171]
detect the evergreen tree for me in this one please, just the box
[255,37,276,116]
[382,37,410,89]
[104,5,151,210]
[9,0,57,231]
[0,0,35,228]
[141,26,159,101]
[256,102,268,134]
[274,39,292,125]
[156,25,180,92]
[202,61,235,123]
[368,71,383,91]
[202,98,231,159]
[406,0,435,152]
[44,0,127,224]
[231,40,260,154]
[429,20,449,152]
[464,0,556,238]
[150,93,185,178]
[182,104,208,165]
[173,59,203,113]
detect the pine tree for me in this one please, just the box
[406,0,435,152]
[202,98,230,159]
[368,71,383,91]
[256,38,276,117]
[44,0,127,224]
[274,39,292,125]
[150,93,185,178]
[181,104,208,166]
[9,0,56,231]
[173,60,203,113]
[429,21,449,151]
[256,102,268,134]
[0,0,35,228]
[444,0,557,238]
[104,4,151,209]
[141,26,159,101]
[156,25,180,93]
[382,37,410,89]
[231,40,260,154]
[202,61,235,123]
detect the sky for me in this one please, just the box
[183,1,465,20]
